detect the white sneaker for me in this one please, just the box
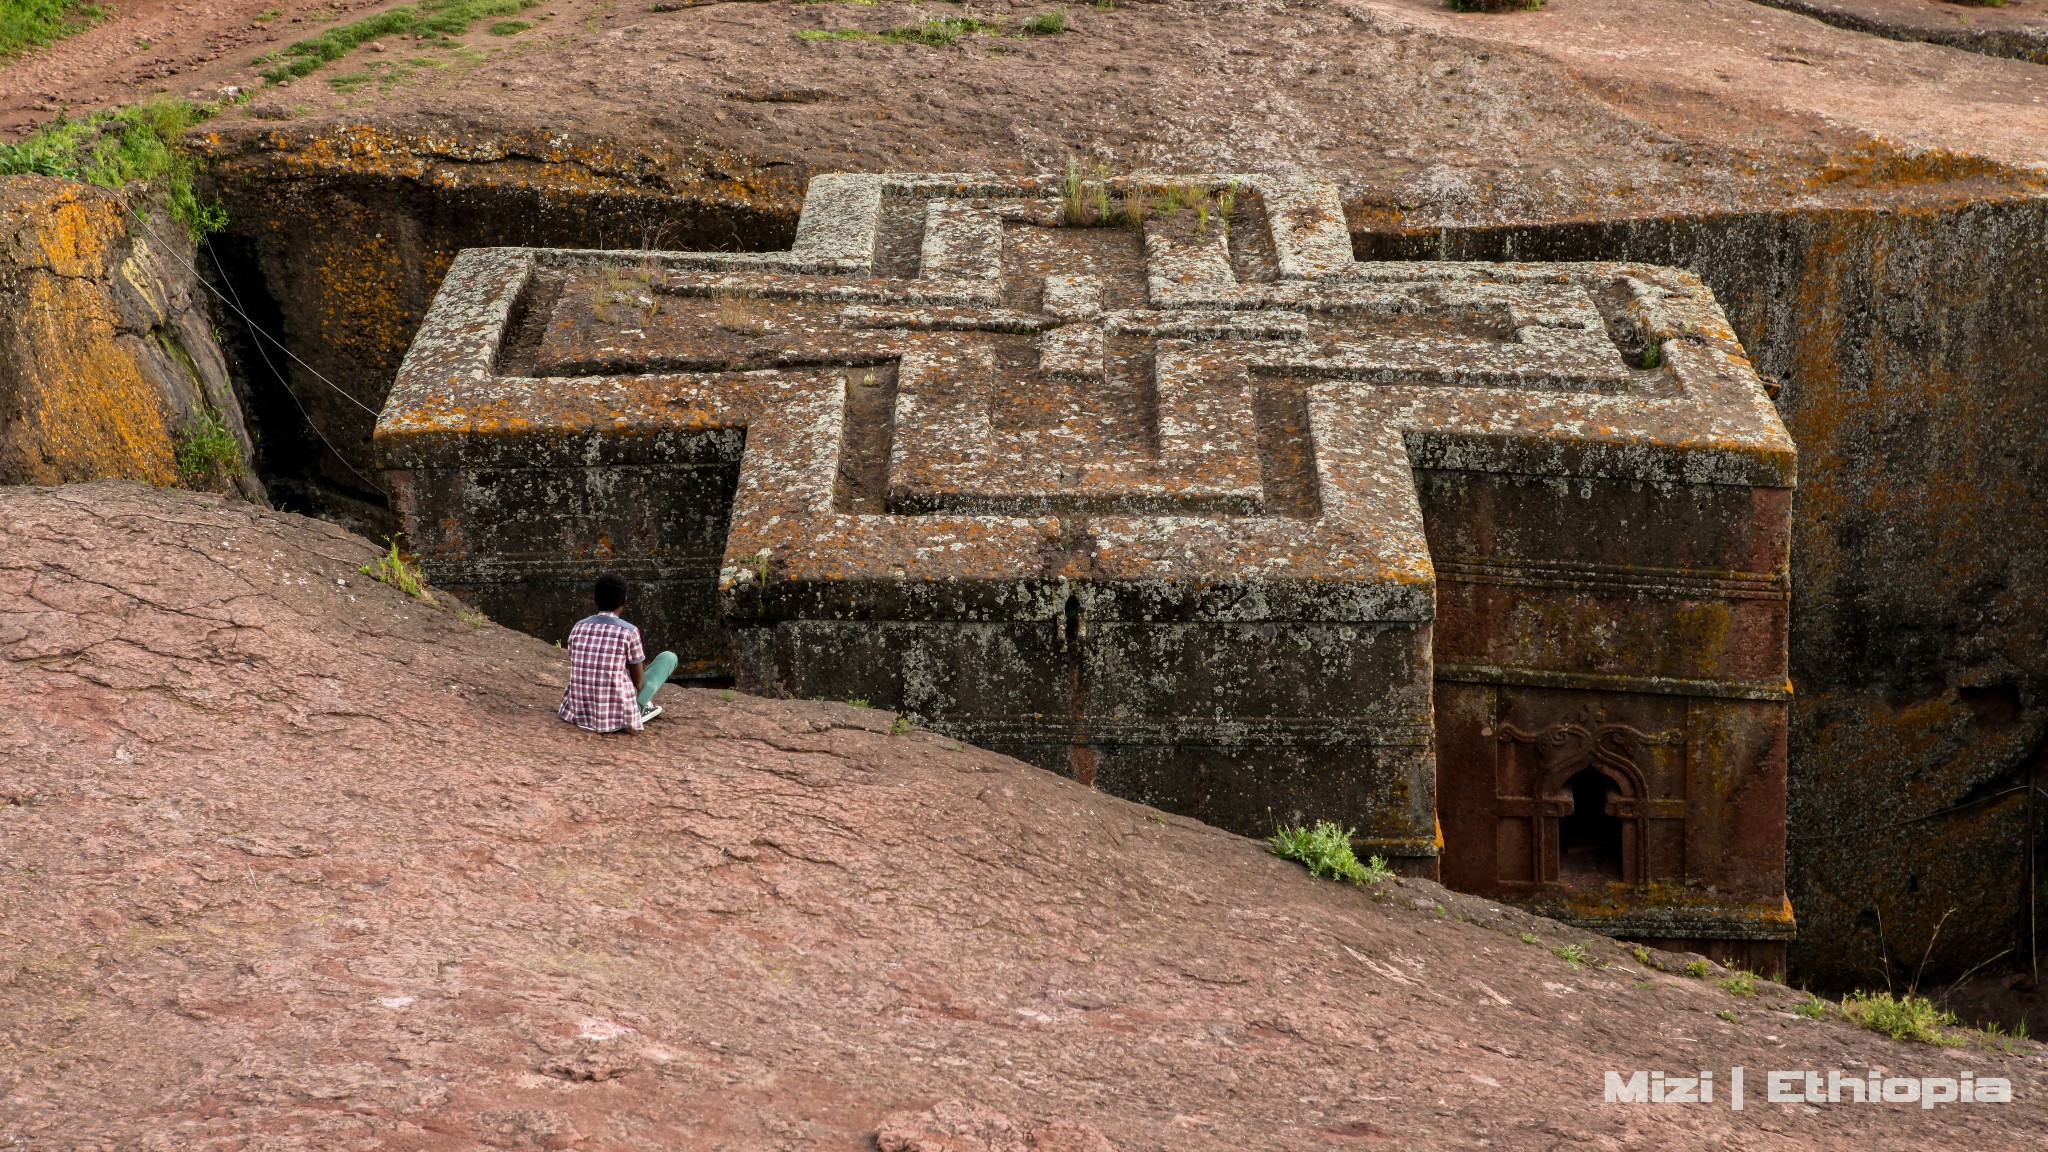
[639,705,663,723]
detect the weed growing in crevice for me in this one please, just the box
[1682,959,1712,979]
[1720,969,1758,997]
[1795,995,1828,1019]
[361,541,434,603]
[175,410,243,488]
[488,19,531,34]
[1267,821,1391,885]
[1444,0,1540,10]
[1552,942,1590,970]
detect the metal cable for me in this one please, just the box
[125,206,390,496]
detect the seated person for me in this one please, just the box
[558,573,676,732]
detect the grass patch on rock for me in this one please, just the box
[1840,991,1962,1045]
[0,0,108,62]
[258,0,538,82]
[0,98,228,241]
[800,15,1004,44]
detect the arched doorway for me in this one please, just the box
[1557,767,1626,887]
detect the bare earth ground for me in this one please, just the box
[4,0,2048,221]
[4,482,2046,1149]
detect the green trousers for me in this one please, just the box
[638,650,677,713]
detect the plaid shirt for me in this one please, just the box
[559,613,646,733]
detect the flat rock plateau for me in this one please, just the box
[4,481,2044,1148]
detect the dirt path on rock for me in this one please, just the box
[2,480,2044,1149]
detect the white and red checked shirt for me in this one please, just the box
[559,612,646,733]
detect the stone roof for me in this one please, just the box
[377,171,1794,627]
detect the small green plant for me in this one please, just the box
[1716,1009,1739,1023]
[487,18,531,33]
[175,410,242,486]
[1023,7,1065,34]
[890,714,912,735]
[1682,959,1712,979]
[1552,942,1590,970]
[1641,342,1663,370]
[1840,991,1961,1045]
[1518,931,1539,945]
[721,689,736,700]
[1630,944,1652,966]
[846,697,871,708]
[1444,0,1540,9]
[798,27,867,38]
[254,7,283,19]
[1267,821,1388,885]
[361,541,433,602]
[1720,969,1758,997]
[1795,995,1828,1020]
[1975,1019,2030,1053]
[456,605,489,627]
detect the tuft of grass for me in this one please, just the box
[0,0,107,62]
[890,714,912,735]
[257,0,540,83]
[881,15,1002,43]
[1518,931,1540,945]
[361,541,433,602]
[1681,959,1712,979]
[456,605,490,626]
[1641,341,1663,370]
[846,697,871,708]
[1720,969,1758,997]
[1552,942,1590,970]
[1444,0,1540,9]
[798,27,866,38]
[1840,991,1961,1045]
[487,18,531,34]
[1975,1019,2030,1054]
[1022,7,1065,34]
[1629,944,1652,966]
[175,410,242,486]
[0,99,229,242]
[1716,1009,1739,1023]
[1266,821,1390,885]
[1795,995,1828,1020]
[254,7,283,19]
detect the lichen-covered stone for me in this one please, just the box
[0,175,260,497]
[378,172,1796,954]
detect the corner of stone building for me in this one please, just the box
[0,174,264,503]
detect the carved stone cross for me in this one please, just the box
[379,171,1797,961]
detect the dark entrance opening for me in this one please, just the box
[1558,768,1625,886]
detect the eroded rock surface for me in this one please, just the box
[1,481,2042,1149]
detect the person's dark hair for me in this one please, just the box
[593,572,629,612]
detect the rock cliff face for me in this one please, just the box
[0,176,260,500]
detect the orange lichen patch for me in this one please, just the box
[1807,138,2044,190]
[0,177,178,487]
